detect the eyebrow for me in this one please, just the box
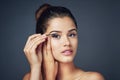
[68,29,77,32]
[47,28,77,36]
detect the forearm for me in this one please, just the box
[45,71,56,80]
[30,65,42,80]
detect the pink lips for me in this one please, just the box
[62,49,73,56]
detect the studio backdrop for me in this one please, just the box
[0,0,120,80]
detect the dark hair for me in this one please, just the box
[36,4,77,34]
[35,3,51,21]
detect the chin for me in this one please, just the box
[53,52,76,63]
[56,57,74,63]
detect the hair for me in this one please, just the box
[35,3,77,34]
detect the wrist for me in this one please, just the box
[30,64,41,69]
[30,64,42,75]
[30,65,42,80]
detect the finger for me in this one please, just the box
[24,34,47,51]
[46,37,53,59]
[24,37,44,54]
[43,39,49,62]
[26,34,42,45]
[24,37,47,61]
[43,41,47,57]
[30,37,46,55]
[29,38,46,62]
[25,34,47,48]
[36,34,46,54]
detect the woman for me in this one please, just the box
[23,3,104,80]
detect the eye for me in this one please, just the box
[50,33,61,39]
[68,33,77,38]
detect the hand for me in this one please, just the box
[23,34,47,68]
[43,37,58,80]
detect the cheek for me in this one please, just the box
[51,40,60,53]
[71,39,78,48]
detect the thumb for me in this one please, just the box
[37,44,42,59]
[36,44,42,54]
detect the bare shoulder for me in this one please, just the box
[23,72,30,80]
[75,69,104,80]
[84,71,105,80]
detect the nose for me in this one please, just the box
[63,36,71,47]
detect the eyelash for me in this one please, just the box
[68,33,77,37]
[50,33,77,39]
[51,34,61,39]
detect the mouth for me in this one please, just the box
[61,49,73,56]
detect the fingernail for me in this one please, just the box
[42,34,47,38]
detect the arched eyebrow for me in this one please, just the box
[68,29,77,32]
[47,28,77,36]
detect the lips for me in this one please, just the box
[62,49,73,56]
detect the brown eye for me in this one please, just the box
[68,33,77,38]
[50,33,61,39]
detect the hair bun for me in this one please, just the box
[35,3,51,21]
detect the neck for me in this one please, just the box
[57,62,77,80]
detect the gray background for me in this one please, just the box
[0,0,120,80]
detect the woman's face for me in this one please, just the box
[45,17,78,63]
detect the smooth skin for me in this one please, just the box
[23,34,57,80]
[23,17,104,80]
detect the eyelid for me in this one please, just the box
[46,32,60,36]
[46,30,77,36]
[46,34,57,38]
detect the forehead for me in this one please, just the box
[46,17,76,33]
